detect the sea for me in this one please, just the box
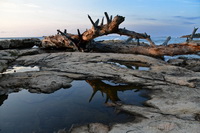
[0,35,190,44]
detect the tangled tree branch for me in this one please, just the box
[42,12,155,50]
[41,12,200,57]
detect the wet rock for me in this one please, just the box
[167,58,184,66]
[0,38,41,49]
[195,113,200,121]
[88,123,109,133]
[0,50,19,73]
[0,40,11,49]
[0,50,19,61]
[69,123,109,133]
[168,57,200,72]
[18,49,42,56]
[0,60,8,73]
[0,71,73,94]
[0,49,44,73]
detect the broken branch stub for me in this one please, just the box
[162,36,171,46]
[189,27,199,42]
[88,15,96,28]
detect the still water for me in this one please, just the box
[0,80,149,133]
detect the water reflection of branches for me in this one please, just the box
[0,95,8,106]
[86,80,142,103]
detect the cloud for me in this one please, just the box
[173,16,200,20]
[144,18,157,21]
[135,17,158,21]
[0,31,7,34]
[182,21,196,25]
[23,3,40,8]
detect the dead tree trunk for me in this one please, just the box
[90,41,200,57]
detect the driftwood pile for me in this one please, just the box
[41,12,200,57]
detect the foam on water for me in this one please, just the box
[2,66,40,74]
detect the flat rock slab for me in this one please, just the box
[0,51,200,133]
[168,57,200,72]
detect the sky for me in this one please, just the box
[0,0,200,37]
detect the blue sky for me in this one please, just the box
[0,0,200,37]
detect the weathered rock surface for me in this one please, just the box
[68,123,109,133]
[109,114,200,133]
[0,71,72,94]
[12,52,200,88]
[0,50,200,133]
[168,57,200,72]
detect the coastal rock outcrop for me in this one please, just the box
[0,49,43,73]
[0,50,200,133]
[0,38,41,49]
[0,50,18,73]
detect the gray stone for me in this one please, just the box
[0,40,11,49]
[0,38,41,49]
[168,57,200,72]
[0,71,73,94]
[109,115,200,133]
[0,60,8,73]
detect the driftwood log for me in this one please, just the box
[89,41,200,57]
[41,12,200,57]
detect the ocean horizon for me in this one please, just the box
[0,35,190,45]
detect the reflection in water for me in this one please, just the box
[86,80,143,103]
[0,95,8,106]
[0,80,149,133]
[105,61,150,71]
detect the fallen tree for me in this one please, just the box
[89,41,200,57]
[41,12,200,57]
